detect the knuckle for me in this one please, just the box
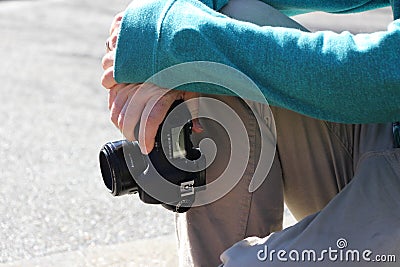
[101,78,110,89]
[111,35,118,49]
[102,53,114,68]
[102,70,115,89]
[101,73,108,88]
[101,56,108,69]
[116,12,124,20]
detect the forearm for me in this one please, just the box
[115,0,400,123]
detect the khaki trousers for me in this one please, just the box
[176,95,400,266]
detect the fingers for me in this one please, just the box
[113,83,178,154]
[183,91,200,118]
[109,89,117,110]
[110,34,118,51]
[102,51,115,70]
[110,12,124,35]
[183,92,203,133]
[108,83,129,110]
[139,91,179,154]
[120,84,169,146]
[101,52,116,89]
[110,84,136,128]
[101,66,117,89]
[192,118,204,133]
[107,82,202,154]
[105,30,119,52]
[120,87,148,142]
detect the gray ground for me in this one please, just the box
[0,0,175,264]
[0,0,393,266]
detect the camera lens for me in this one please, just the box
[99,150,113,191]
[99,140,147,196]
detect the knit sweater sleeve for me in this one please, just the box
[114,0,400,123]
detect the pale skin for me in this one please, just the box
[101,12,203,154]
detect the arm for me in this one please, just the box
[114,0,400,123]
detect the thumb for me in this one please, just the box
[183,92,203,133]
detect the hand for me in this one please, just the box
[101,12,202,154]
[101,49,117,89]
[108,83,203,154]
[110,12,124,36]
[102,12,122,89]
[106,12,124,52]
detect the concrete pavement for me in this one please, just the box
[0,0,176,265]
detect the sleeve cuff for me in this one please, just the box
[114,0,176,83]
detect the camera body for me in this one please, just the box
[99,101,206,213]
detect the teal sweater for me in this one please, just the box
[114,0,400,123]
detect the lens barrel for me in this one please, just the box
[99,140,147,196]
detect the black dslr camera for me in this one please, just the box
[99,100,206,213]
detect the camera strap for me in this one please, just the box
[394,122,400,148]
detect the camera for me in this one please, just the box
[99,100,206,213]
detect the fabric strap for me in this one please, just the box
[393,122,400,148]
